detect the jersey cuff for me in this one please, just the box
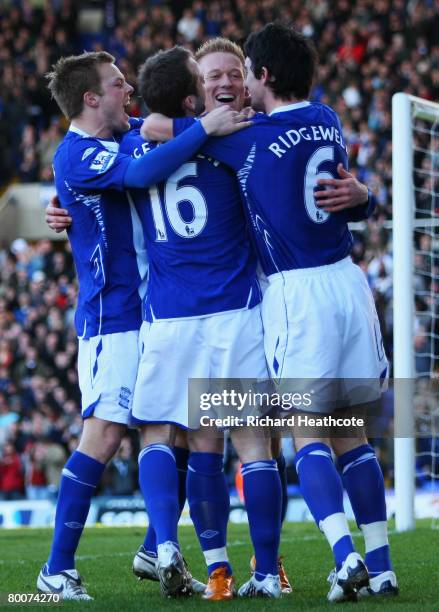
[365,189,377,218]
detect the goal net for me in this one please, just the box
[392,93,439,531]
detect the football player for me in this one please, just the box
[145,23,397,601]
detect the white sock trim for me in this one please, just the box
[138,444,175,464]
[360,521,389,553]
[342,452,376,475]
[203,546,229,566]
[319,512,351,550]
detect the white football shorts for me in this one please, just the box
[78,330,140,425]
[131,305,269,428]
[262,257,389,412]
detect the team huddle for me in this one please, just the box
[37,23,398,602]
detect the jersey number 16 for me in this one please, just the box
[149,162,207,240]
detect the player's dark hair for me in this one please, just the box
[138,46,199,117]
[46,51,115,120]
[244,22,317,100]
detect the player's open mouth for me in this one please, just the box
[216,94,235,103]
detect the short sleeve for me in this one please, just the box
[128,117,144,130]
[63,139,132,192]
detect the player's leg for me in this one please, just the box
[332,433,398,596]
[334,261,397,596]
[137,422,195,597]
[138,424,179,548]
[294,432,368,601]
[46,417,125,570]
[186,428,233,600]
[263,265,368,601]
[207,305,282,598]
[38,330,139,600]
[133,427,205,593]
[131,319,204,597]
[174,428,191,523]
[271,436,288,525]
[232,427,282,598]
[140,429,189,563]
[263,435,292,594]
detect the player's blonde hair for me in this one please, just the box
[195,38,245,66]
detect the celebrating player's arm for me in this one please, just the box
[45,105,250,233]
[66,105,249,194]
[142,112,376,217]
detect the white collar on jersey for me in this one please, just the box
[269,101,311,116]
[69,123,119,152]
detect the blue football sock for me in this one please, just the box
[242,460,281,579]
[338,444,392,576]
[138,444,179,547]
[187,452,231,576]
[47,451,105,573]
[276,451,288,524]
[174,446,190,512]
[143,446,189,556]
[295,443,354,569]
[142,526,157,557]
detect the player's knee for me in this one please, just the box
[187,434,223,453]
[233,433,272,463]
[79,421,125,463]
[331,435,368,456]
[140,423,176,447]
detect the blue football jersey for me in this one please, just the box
[53,125,147,338]
[119,128,260,321]
[174,102,366,276]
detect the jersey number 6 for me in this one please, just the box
[304,146,335,224]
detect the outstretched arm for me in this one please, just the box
[126,106,250,188]
[141,108,250,143]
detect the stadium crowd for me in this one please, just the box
[1,0,438,499]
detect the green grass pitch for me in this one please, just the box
[1,520,437,611]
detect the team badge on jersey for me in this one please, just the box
[89,150,116,173]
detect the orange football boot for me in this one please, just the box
[250,555,293,594]
[202,566,236,601]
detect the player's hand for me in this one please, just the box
[46,195,72,233]
[201,106,252,136]
[240,106,257,119]
[141,114,172,142]
[314,164,368,212]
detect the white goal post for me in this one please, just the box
[392,93,439,531]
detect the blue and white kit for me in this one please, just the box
[119,128,268,428]
[53,124,146,423]
[174,102,388,407]
[53,117,212,423]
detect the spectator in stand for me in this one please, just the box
[24,439,49,500]
[104,436,138,497]
[0,441,25,500]
[39,436,67,500]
